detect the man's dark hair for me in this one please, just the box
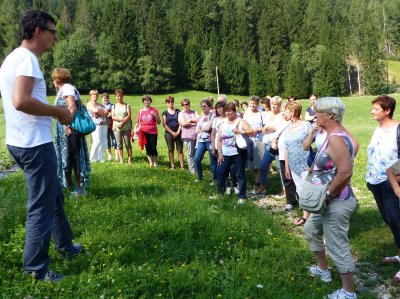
[20,10,56,40]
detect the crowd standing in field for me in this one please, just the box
[3,9,400,299]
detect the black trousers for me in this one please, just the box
[279,160,297,206]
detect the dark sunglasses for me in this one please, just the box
[182,103,189,106]
[166,100,173,103]
[39,26,57,35]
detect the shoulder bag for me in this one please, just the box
[235,119,247,149]
[71,90,96,135]
[299,136,330,214]
[132,109,142,140]
[268,122,290,156]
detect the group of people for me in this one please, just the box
[2,9,400,299]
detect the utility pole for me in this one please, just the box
[383,7,389,88]
[216,66,220,96]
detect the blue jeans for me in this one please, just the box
[367,181,400,248]
[217,152,247,198]
[194,141,217,181]
[259,143,276,186]
[106,128,117,149]
[8,143,74,275]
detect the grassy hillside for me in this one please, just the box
[1,92,400,298]
[388,60,400,83]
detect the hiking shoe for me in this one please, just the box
[308,265,332,282]
[237,198,246,204]
[26,269,64,283]
[225,187,231,195]
[285,204,294,212]
[326,289,357,299]
[58,243,83,259]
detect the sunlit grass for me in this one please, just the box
[0,91,400,298]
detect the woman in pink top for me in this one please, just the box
[135,94,161,167]
[178,98,199,174]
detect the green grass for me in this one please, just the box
[1,92,400,298]
[388,60,400,84]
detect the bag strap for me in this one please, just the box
[397,124,400,160]
[309,135,329,173]
[276,122,291,139]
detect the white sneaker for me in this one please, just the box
[234,187,240,194]
[237,198,246,204]
[326,289,357,299]
[225,187,231,195]
[308,265,332,283]
[209,195,221,200]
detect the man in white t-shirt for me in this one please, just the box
[0,10,82,283]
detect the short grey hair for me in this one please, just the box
[218,94,227,103]
[270,96,282,105]
[314,97,345,123]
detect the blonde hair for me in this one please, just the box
[51,68,71,84]
[89,89,99,96]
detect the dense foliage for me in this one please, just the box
[1,0,400,96]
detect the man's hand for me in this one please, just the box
[55,106,73,125]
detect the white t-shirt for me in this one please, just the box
[212,116,225,150]
[366,125,398,184]
[55,83,79,104]
[243,110,264,141]
[0,47,52,148]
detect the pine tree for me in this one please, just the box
[284,43,309,98]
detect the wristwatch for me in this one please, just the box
[326,190,333,201]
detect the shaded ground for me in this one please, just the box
[251,193,398,299]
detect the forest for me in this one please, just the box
[0,0,400,97]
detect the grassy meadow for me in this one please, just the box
[388,60,400,84]
[1,91,400,298]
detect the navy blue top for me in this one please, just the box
[162,109,181,132]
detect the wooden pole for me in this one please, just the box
[216,66,220,96]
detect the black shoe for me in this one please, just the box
[58,243,83,259]
[26,268,64,283]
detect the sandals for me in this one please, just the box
[251,188,266,195]
[295,217,307,226]
[394,270,400,283]
[383,255,400,264]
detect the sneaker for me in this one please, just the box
[251,188,266,195]
[58,243,83,259]
[234,187,240,194]
[27,269,64,283]
[326,289,357,299]
[274,192,285,199]
[285,204,294,212]
[237,198,246,204]
[225,187,231,195]
[209,195,221,200]
[308,265,332,282]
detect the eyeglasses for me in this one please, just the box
[39,26,57,35]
